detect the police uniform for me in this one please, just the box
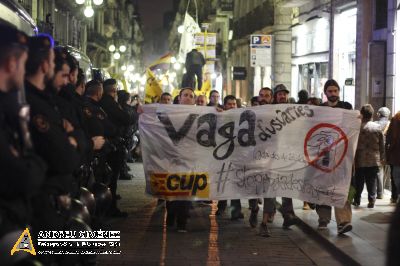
[0,25,47,238]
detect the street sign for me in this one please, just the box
[250,34,272,67]
[232,67,247,80]
[195,33,217,46]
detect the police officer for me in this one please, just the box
[83,80,127,217]
[25,34,82,232]
[100,79,130,215]
[0,24,46,240]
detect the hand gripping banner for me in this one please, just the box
[139,104,361,207]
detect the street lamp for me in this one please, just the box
[108,44,116,52]
[178,25,184,34]
[75,0,85,4]
[93,0,103,5]
[121,65,127,71]
[113,52,121,60]
[84,6,94,18]
[119,45,127,53]
[127,65,134,71]
[171,57,177,64]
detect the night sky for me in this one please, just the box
[135,0,174,31]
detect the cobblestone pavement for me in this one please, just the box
[97,163,340,266]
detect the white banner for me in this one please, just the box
[178,12,201,63]
[139,104,361,207]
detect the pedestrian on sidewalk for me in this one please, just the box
[385,111,400,203]
[317,79,353,234]
[353,104,385,208]
[375,107,391,199]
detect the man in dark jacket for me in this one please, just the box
[318,79,353,234]
[184,49,205,90]
[0,24,46,239]
[99,79,130,216]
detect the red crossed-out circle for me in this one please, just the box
[304,123,348,173]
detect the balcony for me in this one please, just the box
[87,30,108,49]
[233,1,274,39]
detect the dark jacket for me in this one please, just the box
[320,100,353,110]
[99,94,130,136]
[25,81,80,194]
[185,49,206,69]
[0,90,46,234]
[386,113,400,166]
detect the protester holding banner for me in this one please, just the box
[165,87,196,233]
[258,87,273,105]
[259,84,300,237]
[215,95,244,220]
[207,90,223,108]
[317,79,353,234]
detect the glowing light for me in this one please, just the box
[127,65,134,71]
[171,57,177,63]
[119,45,127,52]
[173,62,181,70]
[113,52,121,60]
[84,6,94,18]
[108,44,116,52]
[93,0,103,5]
[75,0,85,4]
[121,65,127,71]
[178,25,184,34]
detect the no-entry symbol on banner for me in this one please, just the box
[304,123,348,173]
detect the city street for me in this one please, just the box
[97,163,395,266]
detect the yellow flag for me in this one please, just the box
[145,68,163,103]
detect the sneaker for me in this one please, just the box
[249,211,258,228]
[283,214,299,228]
[352,199,360,207]
[338,223,352,234]
[317,221,328,230]
[259,223,271,237]
[367,202,375,208]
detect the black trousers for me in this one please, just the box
[354,166,379,202]
[186,65,203,90]
[166,201,189,228]
[107,149,125,208]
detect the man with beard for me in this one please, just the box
[0,24,46,241]
[258,87,273,105]
[25,35,81,241]
[318,79,353,234]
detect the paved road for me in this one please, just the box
[97,163,341,266]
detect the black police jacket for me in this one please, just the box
[0,90,47,231]
[99,94,130,136]
[25,81,80,194]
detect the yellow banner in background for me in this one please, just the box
[144,68,163,103]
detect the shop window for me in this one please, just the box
[375,0,388,29]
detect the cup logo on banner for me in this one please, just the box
[150,172,210,198]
